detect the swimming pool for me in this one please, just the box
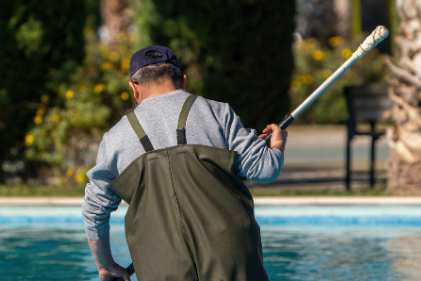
[1,204,421,280]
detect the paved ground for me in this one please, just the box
[245,125,390,192]
[284,125,389,163]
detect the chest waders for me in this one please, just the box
[109,95,269,281]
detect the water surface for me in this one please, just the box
[1,205,421,280]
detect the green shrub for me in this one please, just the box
[0,0,86,182]
[26,30,137,185]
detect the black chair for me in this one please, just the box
[344,83,392,190]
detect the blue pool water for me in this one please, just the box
[1,204,421,280]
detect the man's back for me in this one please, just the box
[83,89,283,241]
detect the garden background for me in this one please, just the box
[0,0,406,195]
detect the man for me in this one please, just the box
[82,45,287,281]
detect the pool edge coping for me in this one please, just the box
[2,197,421,205]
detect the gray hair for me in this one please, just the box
[130,63,181,87]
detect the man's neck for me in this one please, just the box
[138,80,179,104]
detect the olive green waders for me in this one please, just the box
[109,95,269,281]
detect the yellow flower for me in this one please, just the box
[121,59,130,73]
[328,36,345,47]
[121,92,130,100]
[34,116,42,125]
[119,45,128,54]
[66,167,74,178]
[298,75,313,85]
[84,28,94,35]
[323,69,332,79]
[41,94,49,103]
[304,75,314,85]
[94,84,106,94]
[52,114,60,122]
[110,52,119,62]
[341,48,353,59]
[76,175,85,183]
[306,43,316,53]
[313,50,325,61]
[328,37,338,47]
[290,80,301,91]
[297,75,306,84]
[25,134,34,146]
[307,37,317,45]
[36,108,44,116]
[101,62,113,71]
[66,90,74,99]
[117,33,127,42]
[79,85,86,91]
[102,52,109,60]
[130,33,139,42]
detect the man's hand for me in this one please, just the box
[258,124,288,154]
[88,233,131,281]
[98,261,131,281]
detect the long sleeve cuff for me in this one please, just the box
[246,146,284,183]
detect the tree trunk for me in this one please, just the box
[100,0,131,46]
[334,0,352,39]
[386,0,421,195]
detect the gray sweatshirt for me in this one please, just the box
[82,90,284,240]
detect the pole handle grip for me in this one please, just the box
[262,114,294,145]
[353,26,389,60]
[111,263,135,281]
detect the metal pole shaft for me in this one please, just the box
[263,56,357,144]
[290,56,357,119]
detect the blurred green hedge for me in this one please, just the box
[139,0,296,131]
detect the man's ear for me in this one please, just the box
[129,81,140,105]
[180,74,187,90]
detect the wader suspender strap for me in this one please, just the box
[126,94,197,151]
[127,111,155,152]
[176,95,198,145]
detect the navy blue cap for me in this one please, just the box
[129,45,180,78]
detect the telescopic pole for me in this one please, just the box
[263,26,389,144]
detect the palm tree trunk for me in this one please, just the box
[386,0,421,195]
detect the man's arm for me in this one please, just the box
[223,104,287,183]
[82,133,128,280]
[88,233,131,281]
